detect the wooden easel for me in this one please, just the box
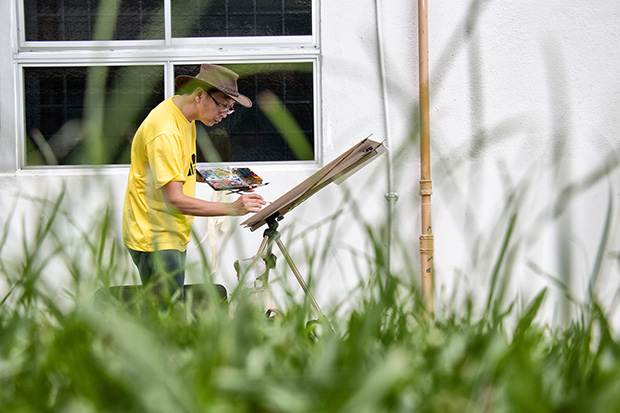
[236,137,387,320]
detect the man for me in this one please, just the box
[122,64,265,299]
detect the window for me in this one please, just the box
[24,0,165,41]
[175,62,314,163]
[14,0,317,168]
[23,0,312,41]
[24,65,165,165]
[172,0,312,37]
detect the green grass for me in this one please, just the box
[2,188,620,413]
[8,1,620,410]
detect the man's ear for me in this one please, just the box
[194,87,205,99]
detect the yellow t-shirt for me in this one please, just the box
[122,97,197,252]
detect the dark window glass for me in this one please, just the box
[24,65,164,166]
[171,0,311,38]
[175,62,314,162]
[23,0,164,41]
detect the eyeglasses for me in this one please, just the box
[207,92,235,115]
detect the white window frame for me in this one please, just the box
[1,0,321,173]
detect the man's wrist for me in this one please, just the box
[225,201,236,216]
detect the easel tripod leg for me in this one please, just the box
[256,235,270,256]
[275,238,326,319]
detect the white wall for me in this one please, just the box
[422,0,620,325]
[2,0,620,327]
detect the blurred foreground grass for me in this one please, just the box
[1,191,620,413]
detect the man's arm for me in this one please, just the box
[162,181,265,217]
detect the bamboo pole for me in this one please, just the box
[418,0,434,311]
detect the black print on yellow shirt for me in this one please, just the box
[187,153,196,177]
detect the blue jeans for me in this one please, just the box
[128,248,186,299]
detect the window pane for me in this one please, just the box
[171,0,312,38]
[174,62,314,162]
[24,65,164,166]
[23,0,164,41]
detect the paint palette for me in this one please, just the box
[197,167,265,192]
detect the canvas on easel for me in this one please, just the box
[241,136,387,231]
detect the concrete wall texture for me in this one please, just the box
[1,1,619,326]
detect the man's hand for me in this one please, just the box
[163,181,265,217]
[228,193,266,216]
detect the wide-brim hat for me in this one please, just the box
[175,64,253,108]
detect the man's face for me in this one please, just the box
[197,90,235,126]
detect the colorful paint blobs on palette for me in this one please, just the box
[197,167,264,191]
